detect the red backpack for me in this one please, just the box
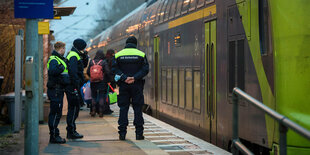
[90,60,104,82]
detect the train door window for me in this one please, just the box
[161,68,167,102]
[164,0,174,22]
[237,40,245,90]
[179,68,185,108]
[189,0,197,12]
[228,40,245,94]
[193,68,201,112]
[197,0,204,8]
[167,68,172,104]
[175,0,183,17]
[169,0,178,19]
[159,0,168,24]
[173,67,178,106]
[155,0,165,25]
[181,0,190,15]
[185,68,193,110]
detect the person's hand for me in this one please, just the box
[125,77,134,84]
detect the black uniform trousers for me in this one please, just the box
[118,81,144,136]
[65,85,83,134]
[48,87,64,137]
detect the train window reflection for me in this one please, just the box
[194,69,201,111]
[197,0,204,8]
[205,0,214,5]
[181,0,190,14]
[167,68,172,104]
[175,0,183,17]
[185,69,193,111]
[155,0,165,25]
[159,0,168,23]
[189,0,197,12]
[161,68,167,102]
[179,68,185,108]
[169,0,178,19]
[164,0,174,21]
[173,68,178,106]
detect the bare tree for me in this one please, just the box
[86,0,145,41]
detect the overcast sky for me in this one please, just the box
[51,0,112,52]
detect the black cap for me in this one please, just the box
[73,39,87,50]
[125,36,137,45]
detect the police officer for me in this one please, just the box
[112,36,149,140]
[47,41,70,143]
[66,39,88,139]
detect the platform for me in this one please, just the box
[4,104,231,155]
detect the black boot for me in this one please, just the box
[136,134,144,140]
[119,134,126,141]
[50,136,66,144]
[67,131,84,139]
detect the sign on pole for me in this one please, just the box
[14,0,53,19]
[38,22,50,34]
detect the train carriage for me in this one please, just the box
[87,0,310,154]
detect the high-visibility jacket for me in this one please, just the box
[47,51,70,88]
[66,50,85,89]
[47,56,68,74]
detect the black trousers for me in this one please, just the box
[47,88,64,137]
[65,85,82,133]
[118,81,144,135]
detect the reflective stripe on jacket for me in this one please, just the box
[47,55,68,74]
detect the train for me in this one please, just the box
[86,0,310,154]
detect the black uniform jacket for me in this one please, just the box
[111,43,149,83]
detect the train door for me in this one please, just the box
[205,20,217,144]
[154,36,160,117]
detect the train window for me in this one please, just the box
[173,67,178,106]
[185,69,193,110]
[228,40,245,93]
[193,69,201,111]
[179,68,185,108]
[259,0,269,56]
[169,0,178,19]
[159,0,168,23]
[189,0,197,12]
[197,0,204,8]
[167,68,172,104]
[175,0,183,17]
[205,0,214,5]
[161,68,167,102]
[181,0,190,14]
[164,0,174,21]
[155,0,165,25]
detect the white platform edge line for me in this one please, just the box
[164,149,206,152]
[143,114,231,155]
